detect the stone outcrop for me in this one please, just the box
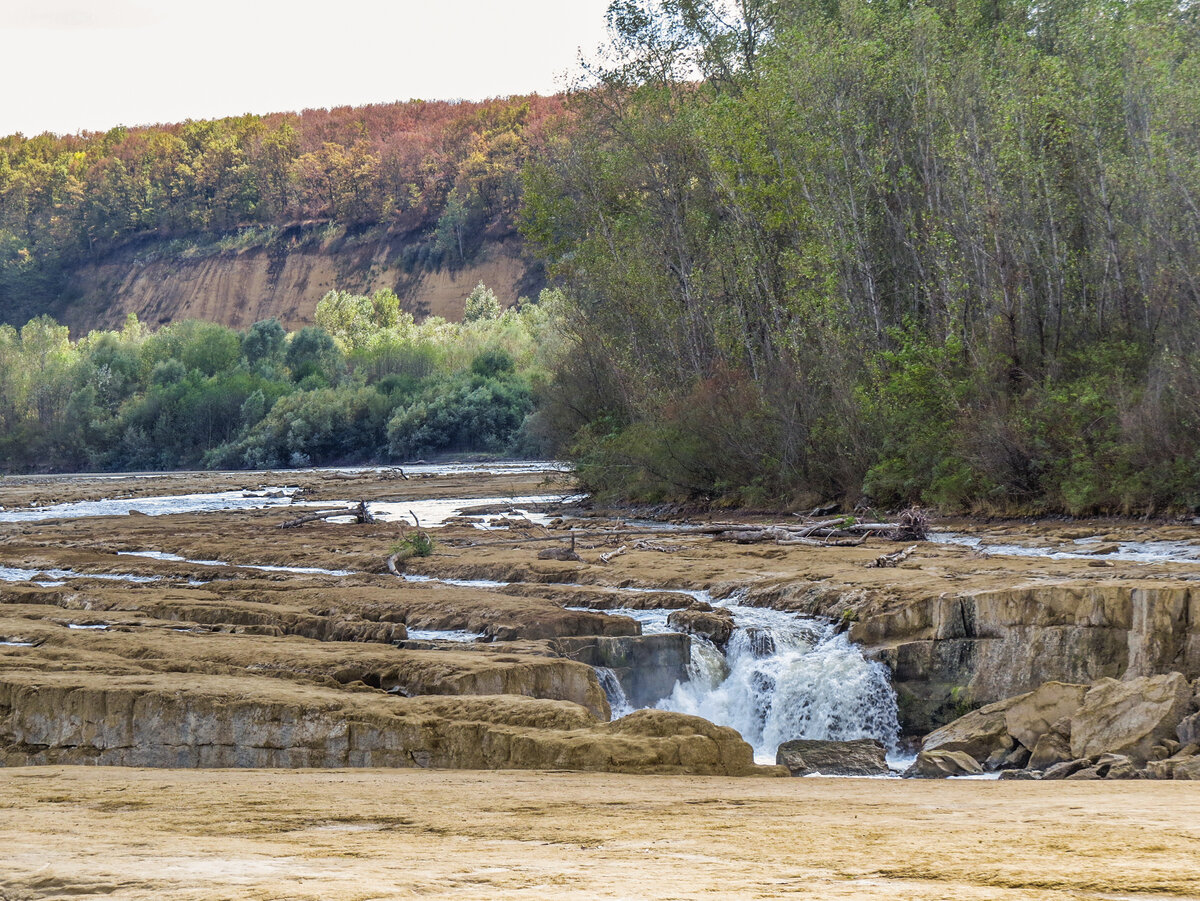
[775,738,891,776]
[0,673,778,776]
[913,672,1200,778]
[1070,674,1193,764]
[555,634,690,709]
[920,697,1018,760]
[1004,682,1088,751]
[856,584,1200,734]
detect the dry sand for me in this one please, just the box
[3,768,1200,900]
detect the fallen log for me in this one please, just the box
[598,545,628,565]
[279,500,374,528]
[867,545,917,568]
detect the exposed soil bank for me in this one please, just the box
[2,767,1199,900]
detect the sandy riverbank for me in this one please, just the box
[3,767,1199,900]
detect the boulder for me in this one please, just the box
[1067,753,1138,781]
[1004,681,1087,751]
[998,769,1041,780]
[666,606,735,649]
[1177,711,1200,746]
[1028,732,1073,771]
[775,738,891,777]
[1173,757,1200,780]
[1070,673,1193,764]
[920,695,1023,763]
[984,742,1028,772]
[1041,758,1093,780]
[907,749,984,778]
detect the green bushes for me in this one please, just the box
[0,287,559,473]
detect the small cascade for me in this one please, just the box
[595,666,634,719]
[659,599,899,764]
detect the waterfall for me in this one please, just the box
[658,599,900,764]
[595,666,634,719]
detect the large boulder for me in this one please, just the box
[1070,673,1193,764]
[1004,681,1087,751]
[907,749,984,778]
[921,695,1023,763]
[1173,757,1200,780]
[775,738,891,777]
[1028,731,1073,770]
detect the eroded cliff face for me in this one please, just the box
[58,235,532,334]
[840,584,1200,734]
[0,672,767,774]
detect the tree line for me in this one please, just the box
[0,285,561,472]
[522,0,1200,514]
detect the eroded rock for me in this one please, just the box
[1070,674,1193,764]
[666,605,735,649]
[907,749,984,778]
[1004,681,1087,751]
[775,738,890,777]
[920,695,1021,763]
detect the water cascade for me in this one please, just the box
[656,597,900,764]
[595,667,634,719]
[393,572,900,765]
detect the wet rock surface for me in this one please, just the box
[775,737,890,776]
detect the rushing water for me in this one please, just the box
[405,628,484,642]
[399,572,900,764]
[0,564,160,586]
[932,531,1200,564]
[596,666,635,718]
[657,597,900,764]
[117,551,352,577]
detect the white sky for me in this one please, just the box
[3,0,614,137]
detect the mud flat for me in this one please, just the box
[2,766,1199,900]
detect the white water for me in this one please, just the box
[0,564,160,585]
[404,572,901,763]
[117,551,352,577]
[405,629,484,642]
[658,598,900,765]
[932,531,1200,564]
[0,488,308,522]
[596,666,635,719]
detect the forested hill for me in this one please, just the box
[0,95,562,333]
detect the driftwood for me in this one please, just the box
[598,545,628,565]
[713,508,928,546]
[279,500,374,528]
[867,545,917,568]
[633,539,679,553]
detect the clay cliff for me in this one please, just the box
[58,233,535,335]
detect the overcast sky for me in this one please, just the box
[4,0,614,136]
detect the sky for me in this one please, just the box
[3,0,615,137]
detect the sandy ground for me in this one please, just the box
[2,767,1199,900]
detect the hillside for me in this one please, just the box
[59,230,534,335]
[0,95,560,333]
